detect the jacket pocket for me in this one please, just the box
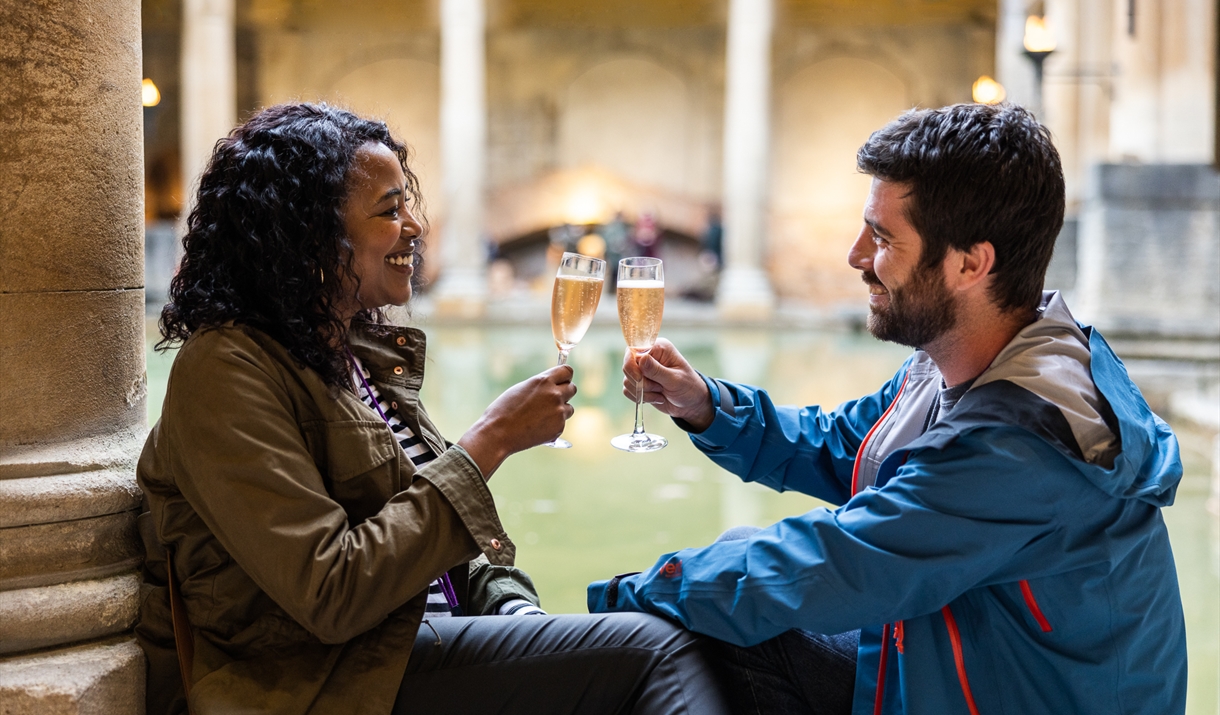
[303,420,401,524]
[1018,580,1053,632]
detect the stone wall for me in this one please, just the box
[243,7,993,305]
[0,0,148,711]
[1076,163,1220,339]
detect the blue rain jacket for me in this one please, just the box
[589,299,1186,715]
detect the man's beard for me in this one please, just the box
[863,264,958,349]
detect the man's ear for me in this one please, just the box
[945,241,996,292]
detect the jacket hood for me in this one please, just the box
[975,291,1181,506]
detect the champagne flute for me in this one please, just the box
[611,257,668,453]
[543,252,606,449]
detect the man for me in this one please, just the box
[587,103,1187,715]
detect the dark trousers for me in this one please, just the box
[710,629,858,715]
[394,612,731,715]
[708,525,859,715]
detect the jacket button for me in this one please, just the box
[396,336,406,346]
[490,538,502,551]
[393,366,404,375]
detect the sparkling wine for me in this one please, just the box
[551,275,603,351]
[616,279,665,354]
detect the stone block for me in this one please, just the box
[0,428,145,481]
[0,290,146,447]
[0,512,141,592]
[0,470,141,529]
[0,574,139,656]
[0,637,144,715]
[1076,163,1220,338]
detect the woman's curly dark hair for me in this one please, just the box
[159,103,426,389]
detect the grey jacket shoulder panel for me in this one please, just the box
[861,292,1121,489]
[974,292,1120,467]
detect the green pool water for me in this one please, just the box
[146,320,1219,712]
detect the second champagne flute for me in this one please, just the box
[611,257,668,453]
[543,252,605,449]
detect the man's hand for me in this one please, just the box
[622,338,715,432]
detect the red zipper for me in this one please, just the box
[941,605,982,715]
[1019,580,1053,632]
[856,372,910,713]
[852,372,910,496]
[872,623,891,715]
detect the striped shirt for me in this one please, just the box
[351,357,454,617]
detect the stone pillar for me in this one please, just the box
[1107,0,1215,162]
[996,0,1039,112]
[715,0,776,321]
[181,0,236,215]
[0,0,148,711]
[1074,0,1219,339]
[434,0,488,318]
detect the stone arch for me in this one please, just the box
[327,58,442,215]
[558,57,689,195]
[769,56,908,305]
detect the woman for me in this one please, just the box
[135,104,728,715]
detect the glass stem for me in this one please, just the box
[557,350,570,366]
[632,377,647,438]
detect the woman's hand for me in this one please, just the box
[457,365,576,479]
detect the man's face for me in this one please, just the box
[847,178,958,349]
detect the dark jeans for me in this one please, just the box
[710,629,858,715]
[709,526,858,715]
[393,612,731,715]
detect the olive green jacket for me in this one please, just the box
[135,322,535,715]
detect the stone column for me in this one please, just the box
[1074,0,1219,339]
[995,0,1041,112]
[1107,0,1215,162]
[434,0,488,318]
[181,0,236,216]
[716,0,776,320]
[0,0,147,711]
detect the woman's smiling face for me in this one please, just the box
[340,142,422,318]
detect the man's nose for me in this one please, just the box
[847,227,873,271]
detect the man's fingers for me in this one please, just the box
[621,349,644,381]
[644,338,685,368]
[638,353,689,392]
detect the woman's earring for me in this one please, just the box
[319,267,325,285]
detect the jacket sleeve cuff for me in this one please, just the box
[686,374,748,450]
[587,572,642,613]
[417,445,515,566]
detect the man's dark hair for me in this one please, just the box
[856,103,1064,313]
[159,103,426,389]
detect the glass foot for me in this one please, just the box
[542,437,572,449]
[610,433,668,453]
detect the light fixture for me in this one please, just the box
[1022,15,1055,117]
[142,78,161,107]
[972,76,1007,105]
[1023,16,1056,53]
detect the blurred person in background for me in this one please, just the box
[590,103,1187,715]
[631,211,661,258]
[137,103,730,715]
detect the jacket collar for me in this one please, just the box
[347,321,428,391]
